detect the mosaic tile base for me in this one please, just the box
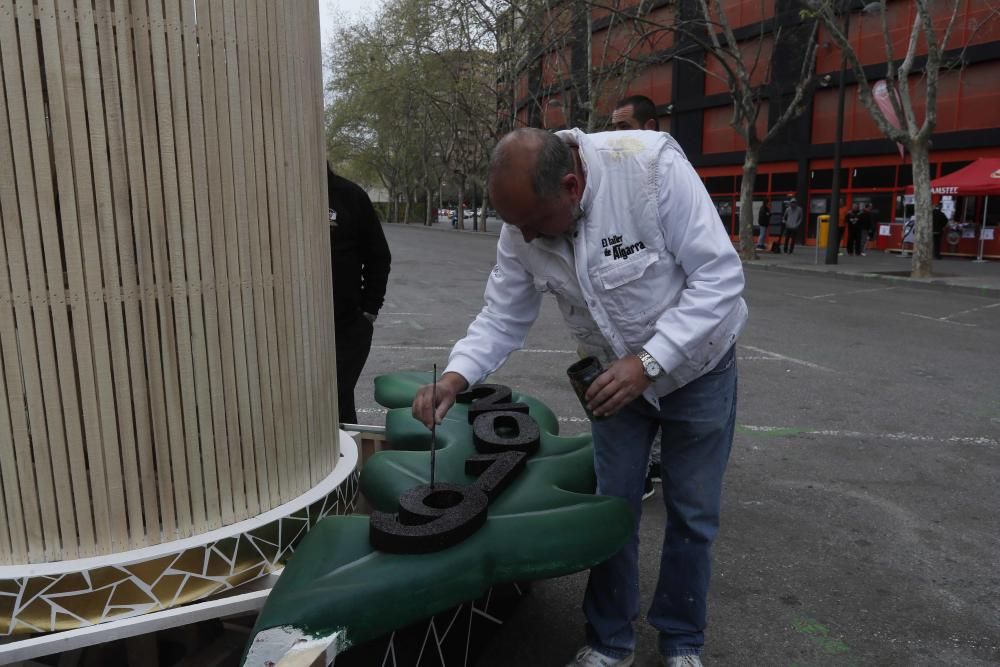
[0,470,359,636]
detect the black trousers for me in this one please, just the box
[933,232,943,259]
[335,312,374,425]
[846,225,863,255]
[781,226,797,253]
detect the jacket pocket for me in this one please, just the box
[597,251,657,290]
[596,251,662,329]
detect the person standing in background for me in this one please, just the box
[610,94,660,132]
[781,198,803,254]
[853,203,873,256]
[329,163,392,424]
[932,203,949,260]
[756,201,770,249]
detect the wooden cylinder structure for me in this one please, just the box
[0,0,336,570]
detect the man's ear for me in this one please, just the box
[644,119,658,131]
[561,172,581,198]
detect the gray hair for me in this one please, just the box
[489,128,573,199]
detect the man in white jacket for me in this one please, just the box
[412,128,746,667]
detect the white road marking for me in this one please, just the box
[900,311,976,327]
[741,425,998,447]
[740,345,836,372]
[352,410,998,447]
[787,286,897,300]
[940,301,1000,321]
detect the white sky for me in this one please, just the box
[318,0,384,47]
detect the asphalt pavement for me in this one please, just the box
[356,221,1000,667]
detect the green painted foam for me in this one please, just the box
[243,372,631,663]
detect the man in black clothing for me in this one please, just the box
[932,203,949,259]
[329,164,392,424]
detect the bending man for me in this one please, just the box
[412,128,746,667]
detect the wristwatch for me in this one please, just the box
[638,349,662,380]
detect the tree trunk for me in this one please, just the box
[456,178,466,231]
[481,189,491,233]
[402,196,411,225]
[910,143,933,278]
[425,187,433,226]
[738,151,759,261]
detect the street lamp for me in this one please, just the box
[825,0,852,265]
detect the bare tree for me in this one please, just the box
[640,2,815,259]
[803,0,985,278]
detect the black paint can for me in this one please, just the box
[566,356,606,421]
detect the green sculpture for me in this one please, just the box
[243,371,632,663]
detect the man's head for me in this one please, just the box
[611,95,659,131]
[488,128,584,243]
[788,198,798,207]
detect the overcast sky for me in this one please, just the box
[319,0,384,47]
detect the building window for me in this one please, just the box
[705,175,736,194]
[851,165,895,189]
[771,172,797,193]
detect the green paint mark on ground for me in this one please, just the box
[737,425,805,438]
[793,617,851,656]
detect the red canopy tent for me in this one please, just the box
[927,157,1000,196]
[906,158,1000,260]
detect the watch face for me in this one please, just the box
[644,358,659,376]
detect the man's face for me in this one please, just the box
[611,104,644,131]
[490,173,579,244]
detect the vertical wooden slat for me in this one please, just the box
[255,0,290,501]
[144,0,207,533]
[309,0,337,474]
[0,189,28,564]
[199,0,248,521]
[82,0,143,545]
[264,0,301,500]
[276,4,307,493]
[302,0,320,482]
[164,0,222,525]
[8,0,79,560]
[130,0,197,537]
[193,0,243,523]
[114,0,178,538]
[242,0,281,509]
[211,0,259,516]
[90,0,149,546]
[49,0,129,550]
[96,0,161,542]
[0,15,37,562]
[230,0,271,509]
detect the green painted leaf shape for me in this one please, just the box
[246,372,631,659]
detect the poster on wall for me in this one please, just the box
[941,195,955,220]
[810,198,827,214]
[983,228,995,241]
[879,224,891,236]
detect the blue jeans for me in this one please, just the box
[584,345,737,659]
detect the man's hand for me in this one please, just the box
[412,372,469,429]
[585,356,651,418]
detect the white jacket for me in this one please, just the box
[445,128,748,405]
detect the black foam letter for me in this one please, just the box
[456,383,529,424]
[370,483,489,554]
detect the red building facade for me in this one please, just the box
[514,0,1000,256]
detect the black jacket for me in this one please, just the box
[328,168,391,327]
[932,209,949,234]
